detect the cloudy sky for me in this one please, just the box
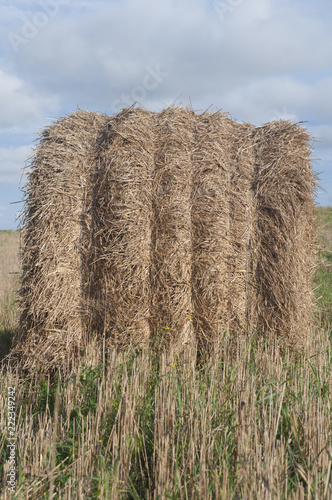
[0,0,331,229]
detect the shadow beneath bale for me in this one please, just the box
[0,327,16,363]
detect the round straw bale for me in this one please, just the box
[15,108,318,375]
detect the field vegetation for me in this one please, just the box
[0,208,331,499]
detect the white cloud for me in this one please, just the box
[0,70,58,128]
[310,125,332,150]
[0,144,31,183]
[217,76,310,124]
[219,0,332,73]
[2,0,331,115]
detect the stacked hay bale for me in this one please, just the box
[88,108,155,348]
[249,121,317,347]
[152,107,196,347]
[19,110,109,370]
[191,114,254,349]
[17,107,317,373]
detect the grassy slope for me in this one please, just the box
[0,210,331,499]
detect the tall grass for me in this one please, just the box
[0,210,331,499]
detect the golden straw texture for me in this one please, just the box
[16,108,317,374]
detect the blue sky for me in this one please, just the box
[0,0,331,229]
